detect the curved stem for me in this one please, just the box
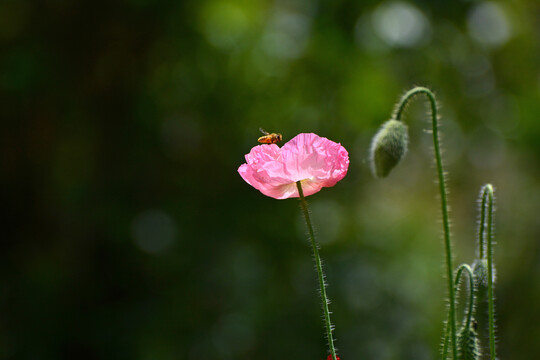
[483,184,497,360]
[458,264,476,330]
[394,87,457,360]
[478,186,489,259]
[296,181,337,360]
[442,264,475,360]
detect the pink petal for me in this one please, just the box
[238,133,349,199]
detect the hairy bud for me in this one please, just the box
[473,259,489,291]
[369,119,409,178]
[457,324,481,360]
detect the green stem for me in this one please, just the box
[296,181,337,360]
[442,264,476,360]
[394,87,457,360]
[478,186,489,259]
[483,184,497,360]
[458,264,476,331]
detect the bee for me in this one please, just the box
[257,128,283,144]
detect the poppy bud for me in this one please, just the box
[473,259,490,292]
[369,119,409,178]
[457,323,481,360]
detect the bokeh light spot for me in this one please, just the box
[132,210,177,255]
[200,1,251,50]
[467,2,512,48]
[372,1,430,48]
[260,10,311,60]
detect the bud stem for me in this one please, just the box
[442,264,476,360]
[394,87,458,360]
[478,186,489,259]
[481,184,497,360]
[296,181,337,360]
[457,264,476,332]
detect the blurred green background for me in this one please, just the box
[2,0,540,359]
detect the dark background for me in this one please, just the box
[2,0,540,359]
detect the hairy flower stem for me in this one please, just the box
[458,265,476,332]
[296,181,337,360]
[442,264,476,360]
[394,87,457,360]
[482,184,497,360]
[478,187,488,260]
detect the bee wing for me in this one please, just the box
[259,127,269,135]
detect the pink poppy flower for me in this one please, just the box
[238,133,349,199]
